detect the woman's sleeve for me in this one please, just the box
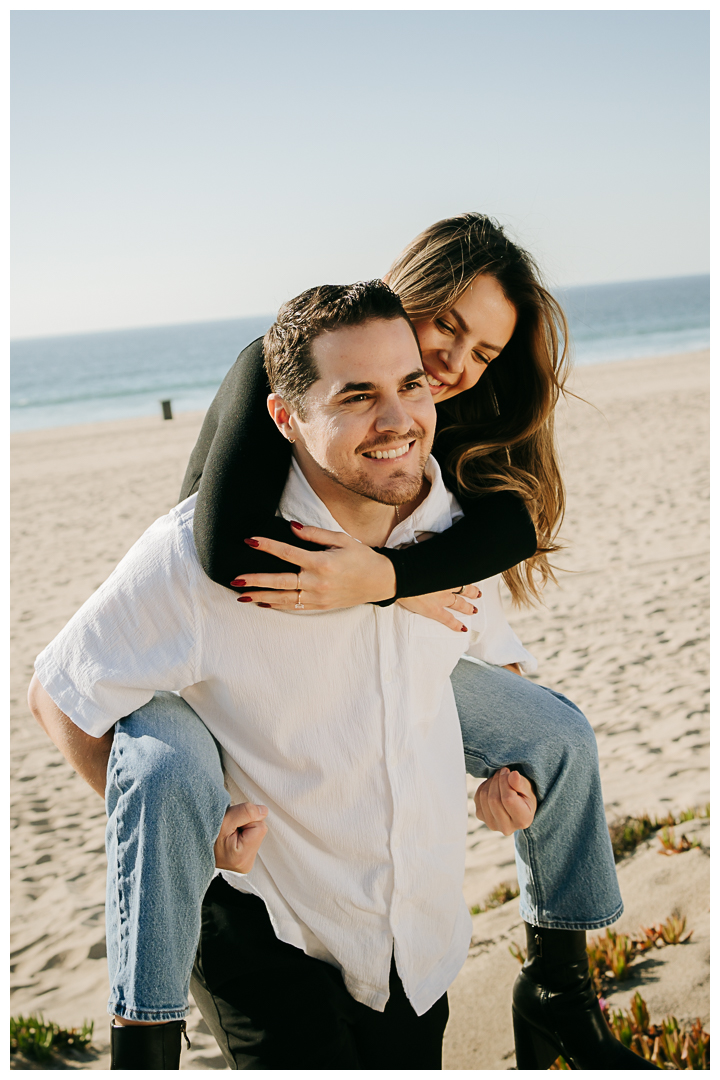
[182,338,327,589]
[376,488,537,602]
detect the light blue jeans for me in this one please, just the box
[105,660,622,1022]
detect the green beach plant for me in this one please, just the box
[508,940,526,965]
[469,880,520,915]
[608,805,708,862]
[550,992,710,1069]
[658,826,701,856]
[652,912,693,946]
[585,929,639,990]
[10,1014,94,1063]
[510,914,694,994]
[603,993,708,1069]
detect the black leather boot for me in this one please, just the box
[110,1019,190,1069]
[512,923,659,1069]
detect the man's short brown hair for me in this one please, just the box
[263,280,420,419]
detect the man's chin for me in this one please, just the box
[346,468,426,507]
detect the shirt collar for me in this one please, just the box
[277,454,455,548]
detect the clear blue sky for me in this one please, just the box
[11,10,709,338]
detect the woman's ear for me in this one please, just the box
[267,393,298,443]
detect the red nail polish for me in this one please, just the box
[290,521,304,529]
[244,538,260,548]
[258,602,272,608]
[472,606,478,614]
[230,579,246,587]
[461,626,468,632]
[237,596,253,603]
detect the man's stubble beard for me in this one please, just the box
[313,441,431,508]
[320,462,427,507]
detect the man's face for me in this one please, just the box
[290,318,436,507]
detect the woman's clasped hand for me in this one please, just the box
[231,522,480,630]
[395,585,481,633]
[231,523,397,610]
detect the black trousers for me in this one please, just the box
[190,877,450,1070]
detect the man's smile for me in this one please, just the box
[361,439,415,461]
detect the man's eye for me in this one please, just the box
[402,381,425,392]
[436,319,453,334]
[343,394,369,404]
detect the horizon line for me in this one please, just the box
[11,270,709,345]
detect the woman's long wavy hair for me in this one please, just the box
[386,212,570,607]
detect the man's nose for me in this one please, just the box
[375,394,413,432]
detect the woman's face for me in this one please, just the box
[413,275,517,404]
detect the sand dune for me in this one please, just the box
[10,350,709,1069]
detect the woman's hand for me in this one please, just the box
[213,802,269,874]
[397,584,481,633]
[474,768,537,835]
[230,524,397,610]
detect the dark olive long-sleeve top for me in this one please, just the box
[180,338,537,602]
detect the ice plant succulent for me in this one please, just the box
[469,880,520,915]
[550,993,709,1070]
[510,914,695,995]
[608,805,708,862]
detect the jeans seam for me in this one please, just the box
[113,746,133,1018]
[519,901,626,932]
[463,749,511,773]
[110,1005,189,1022]
[519,823,542,926]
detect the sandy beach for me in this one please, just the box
[10,349,709,1069]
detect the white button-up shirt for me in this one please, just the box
[35,455,535,1016]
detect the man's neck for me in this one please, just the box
[292,448,430,547]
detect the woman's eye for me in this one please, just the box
[473,352,490,366]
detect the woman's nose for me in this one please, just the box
[438,346,465,374]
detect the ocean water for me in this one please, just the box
[10,315,274,433]
[556,274,710,366]
[11,274,709,432]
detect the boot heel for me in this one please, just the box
[512,1007,565,1070]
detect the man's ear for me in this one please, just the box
[267,393,299,443]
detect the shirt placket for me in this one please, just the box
[374,605,406,956]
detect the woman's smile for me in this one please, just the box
[424,371,456,396]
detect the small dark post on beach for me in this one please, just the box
[161,400,173,420]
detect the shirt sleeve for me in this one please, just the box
[465,575,537,674]
[34,509,201,738]
[181,337,311,589]
[377,489,537,603]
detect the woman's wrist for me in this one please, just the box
[372,547,406,605]
[373,553,397,603]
